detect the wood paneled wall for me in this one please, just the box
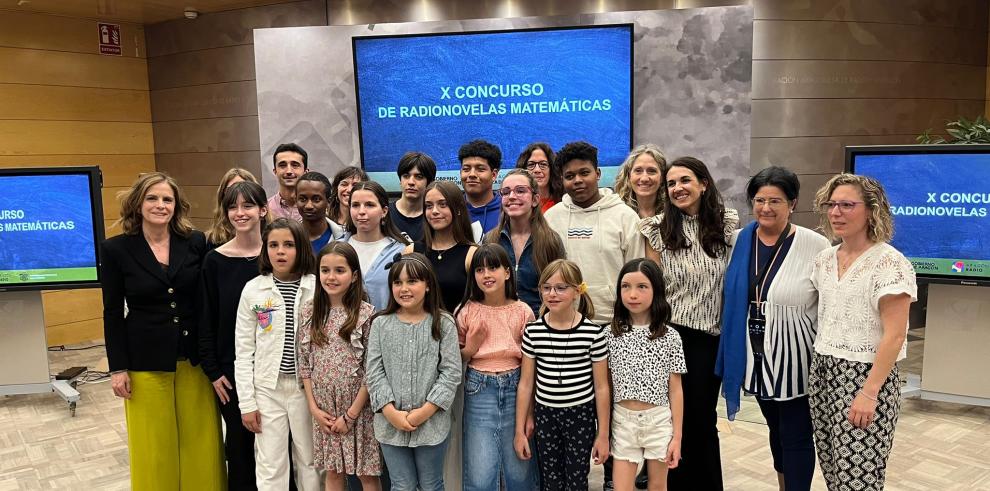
[751,0,989,229]
[146,0,327,231]
[0,10,155,346]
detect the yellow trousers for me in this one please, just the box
[125,360,227,491]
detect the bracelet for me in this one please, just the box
[343,413,356,423]
[860,391,878,402]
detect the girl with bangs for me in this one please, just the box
[607,259,686,491]
[455,244,539,490]
[200,181,271,489]
[365,253,462,491]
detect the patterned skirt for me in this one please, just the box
[808,353,901,491]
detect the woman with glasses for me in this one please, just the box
[716,167,829,491]
[516,143,563,212]
[808,174,916,491]
[639,156,738,490]
[614,144,667,219]
[484,169,567,315]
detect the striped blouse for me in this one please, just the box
[641,209,739,335]
[521,315,608,408]
[729,225,830,400]
[273,277,299,374]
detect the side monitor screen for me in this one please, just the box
[0,167,104,291]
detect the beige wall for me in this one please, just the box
[0,10,156,345]
[751,1,988,228]
[146,0,327,231]
[328,0,989,230]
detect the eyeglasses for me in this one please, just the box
[525,160,550,170]
[499,186,533,197]
[752,197,788,208]
[540,284,574,295]
[819,200,864,213]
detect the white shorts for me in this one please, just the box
[610,403,673,464]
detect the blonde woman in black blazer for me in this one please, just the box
[101,172,225,490]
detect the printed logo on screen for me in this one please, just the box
[951,261,966,273]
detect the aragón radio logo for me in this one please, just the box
[951,261,986,273]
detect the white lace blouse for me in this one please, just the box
[810,242,917,364]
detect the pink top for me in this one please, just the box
[267,193,302,221]
[456,300,535,373]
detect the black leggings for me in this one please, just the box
[666,325,723,490]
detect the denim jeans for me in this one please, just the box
[462,367,539,491]
[379,437,448,491]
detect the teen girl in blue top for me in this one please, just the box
[346,181,408,311]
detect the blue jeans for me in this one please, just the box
[462,367,539,491]
[379,438,448,491]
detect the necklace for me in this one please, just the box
[433,243,456,261]
[547,312,580,385]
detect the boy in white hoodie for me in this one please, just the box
[544,141,644,326]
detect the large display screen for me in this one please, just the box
[848,145,990,285]
[0,167,104,291]
[353,24,633,192]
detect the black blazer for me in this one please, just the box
[100,230,208,372]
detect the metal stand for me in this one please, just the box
[0,290,81,416]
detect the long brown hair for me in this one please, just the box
[207,168,260,245]
[374,253,449,340]
[310,242,368,346]
[116,172,194,237]
[484,169,565,275]
[423,181,475,249]
[659,157,730,258]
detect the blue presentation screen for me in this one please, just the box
[0,170,102,290]
[353,25,633,192]
[852,151,990,281]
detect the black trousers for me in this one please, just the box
[667,325,723,490]
[535,401,597,491]
[216,373,258,491]
[757,396,815,491]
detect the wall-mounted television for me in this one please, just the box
[352,24,634,192]
[847,145,990,286]
[0,166,105,292]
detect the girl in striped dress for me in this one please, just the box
[514,259,611,491]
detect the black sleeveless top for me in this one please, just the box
[414,241,471,313]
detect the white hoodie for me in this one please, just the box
[544,188,644,324]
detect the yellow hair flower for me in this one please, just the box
[576,282,588,295]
